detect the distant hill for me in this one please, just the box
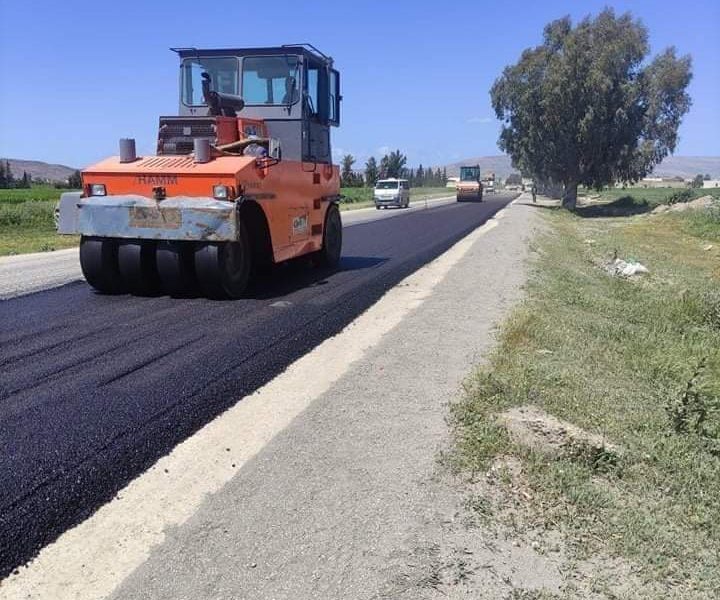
[0,158,78,184]
[444,156,514,179]
[445,155,720,180]
[649,156,720,179]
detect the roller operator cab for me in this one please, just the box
[455,166,483,202]
[57,44,343,299]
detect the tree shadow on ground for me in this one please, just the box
[573,196,653,218]
[520,196,653,218]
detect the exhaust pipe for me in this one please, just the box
[194,138,211,163]
[119,138,137,163]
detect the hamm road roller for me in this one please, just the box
[57,44,343,298]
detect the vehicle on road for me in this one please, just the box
[456,166,483,202]
[373,178,410,209]
[57,44,343,299]
[482,171,496,193]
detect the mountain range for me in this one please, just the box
[1,159,77,183]
[444,155,720,180]
[3,155,718,184]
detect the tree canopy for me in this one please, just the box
[490,9,692,208]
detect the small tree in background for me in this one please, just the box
[364,157,378,186]
[384,150,408,179]
[416,164,425,187]
[4,161,14,188]
[379,155,390,179]
[491,9,692,209]
[691,174,705,188]
[68,170,82,189]
[340,154,355,186]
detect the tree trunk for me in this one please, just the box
[561,181,578,210]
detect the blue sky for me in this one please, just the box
[1,0,718,169]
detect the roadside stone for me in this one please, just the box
[497,405,621,463]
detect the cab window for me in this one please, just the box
[242,55,300,105]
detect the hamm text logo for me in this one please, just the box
[137,175,178,185]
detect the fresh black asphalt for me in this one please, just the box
[0,195,513,577]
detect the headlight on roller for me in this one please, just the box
[89,184,106,196]
[213,185,230,200]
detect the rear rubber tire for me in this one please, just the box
[315,204,342,268]
[80,236,125,294]
[156,241,197,297]
[118,240,160,295]
[194,223,251,299]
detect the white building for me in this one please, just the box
[703,180,720,189]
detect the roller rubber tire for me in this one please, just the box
[118,240,160,295]
[315,204,342,268]
[194,223,251,299]
[79,236,125,294]
[156,241,197,297]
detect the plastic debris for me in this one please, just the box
[607,257,649,277]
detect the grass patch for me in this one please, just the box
[450,203,720,595]
[0,194,78,256]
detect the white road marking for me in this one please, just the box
[0,248,81,300]
[0,205,510,600]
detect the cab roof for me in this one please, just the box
[171,44,333,66]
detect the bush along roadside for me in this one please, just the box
[448,203,720,598]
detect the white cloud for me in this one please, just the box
[467,116,493,124]
[377,145,391,156]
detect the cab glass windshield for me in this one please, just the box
[375,181,400,190]
[459,166,480,181]
[242,56,300,105]
[182,57,239,106]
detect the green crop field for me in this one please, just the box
[0,186,77,256]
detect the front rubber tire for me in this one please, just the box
[194,223,251,299]
[315,204,342,268]
[80,236,125,294]
[156,241,197,297]
[118,240,160,295]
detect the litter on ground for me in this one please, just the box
[607,257,649,277]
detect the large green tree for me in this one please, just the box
[490,9,692,209]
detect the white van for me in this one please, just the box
[374,178,410,209]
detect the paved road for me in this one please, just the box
[0,194,514,577]
[0,195,456,300]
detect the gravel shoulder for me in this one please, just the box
[108,197,539,599]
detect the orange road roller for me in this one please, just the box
[455,165,483,202]
[57,44,343,299]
